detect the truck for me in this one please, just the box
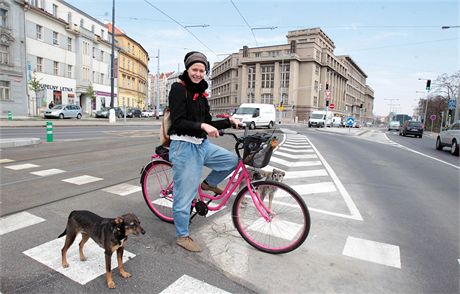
[231,103,276,129]
[308,110,333,128]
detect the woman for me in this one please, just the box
[168,51,240,252]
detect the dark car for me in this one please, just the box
[126,108,142,118]
[95,107,124,118]
[399,121,424,138]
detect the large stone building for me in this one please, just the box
[148,71,174,109]
[0,0,28,116]
[107,23,149,110]
[210,28,374,122]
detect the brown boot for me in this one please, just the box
[201,181,223,194]
[176,236,202,252]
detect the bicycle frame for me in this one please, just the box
[148,154,273,221]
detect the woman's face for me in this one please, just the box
[187,63,206,84]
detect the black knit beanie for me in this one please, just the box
[184,51,209,73]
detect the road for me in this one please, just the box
[0,125,458,293]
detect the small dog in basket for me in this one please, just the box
[240,168,285,209]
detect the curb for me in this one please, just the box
[0,138,41,149]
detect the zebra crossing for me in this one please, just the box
[0,131,403,291]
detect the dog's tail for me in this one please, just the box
[58,229,66,238]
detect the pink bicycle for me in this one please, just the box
[140,129,310,254]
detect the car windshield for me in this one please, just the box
[408,122,422,127]
[234,107,256,115]
[311,113,325,119]
[100,107,109,111]
[52,105,63,109]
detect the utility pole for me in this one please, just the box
[155,49,160,120]
[384,98,399,117]
[109,0,116,123]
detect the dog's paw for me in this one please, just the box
[80,256,87,261]
[120,271,132,278]
[107,281,116,289]
[62,262,69,268]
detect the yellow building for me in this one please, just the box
[107,24,149,109]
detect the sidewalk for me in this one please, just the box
[0,117,161,149]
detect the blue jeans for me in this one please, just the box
[169,139,238,237]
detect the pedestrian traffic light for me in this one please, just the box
[426,80,431,90]
[326,100,329,107]
[325,83,329,90]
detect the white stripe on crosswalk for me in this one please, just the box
[62,175,103,185]
[23,238,135,285]
[5,163,39,170]
[284,169,328,179]
[291,182,336,195]
[0,211,46,236]
[343,236,401,268]
[279,147,313,153]
[31,168,65,176]
[102,183,141,196]
[274,151,317,159]
[270,156,322,167]
[160,275,230,294]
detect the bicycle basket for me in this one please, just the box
[155,145,170,161]
[242,133,278,168]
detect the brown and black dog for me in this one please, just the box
[58,210,145,289]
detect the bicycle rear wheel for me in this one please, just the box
[141,160,174,223]
[232,180,310,254]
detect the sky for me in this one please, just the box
[66,0,459,116]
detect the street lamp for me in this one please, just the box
[441,25,460,29]
[109,0,116,123]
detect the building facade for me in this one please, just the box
[22,0,117,116]
[148,71,174,109]
[0,0,28,116]
[210,28,375,122]
[108,23,149,110]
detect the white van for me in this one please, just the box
[308,110,333,128]
[232,103,276,129]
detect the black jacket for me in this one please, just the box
[168,71,231,139]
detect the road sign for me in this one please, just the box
[329,103,335,110]
[448,99,456,110]
[430,114,436,121]
[347,117,354,126]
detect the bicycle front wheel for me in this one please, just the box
[232,180,310,254]
[141,160,174,223]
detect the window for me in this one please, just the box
[0,81,10,100]
[36,25,42,40]
[247,66,255,89]
[53,31,59,45]
[261,65,274,88]
[262,94,273,104]
[100,29,105,39]
[67,65,72,78]
[67,37,72,51]
[101,73,104,84]
[54,61,59,75]
[0,8,7,28]
[91,24,95,32]
[36,57,43,72]
[52,4,58,17]
[67,12,72,24]
[280,64,290,88]
[0,45,8,65]
[92,47,96,58]
[80,18,84,28]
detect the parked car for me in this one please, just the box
[436,120,460,156]
[388,120,400,131]
[95,107,124,118]
[44,104,82,119]
[353,120,362,128]
[141,109,155,117]
[399,121,424,138]
[126,108,142,118]
[216,113,231,118]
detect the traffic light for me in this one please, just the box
[325,83,329,90]
[360,103,363,108]
[426,80,431,90]
[326,100,329,107]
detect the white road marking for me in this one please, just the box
[343,236,401,268]
[284,169,328,179]
[384,134,460,170]
[282,143,309,148]
[102,183,141,196]
[4,163,39,170]
[292,182,337,195]
[23,237,135,285]
[62,175,103,185]
[0,159,14,164]
[31,168,65,176]
[0,212,45,236]
[160,274,230,294]
[279,147,313,153]
[274,151,318,159]
[306,137,363,221]
[270,156,322,167]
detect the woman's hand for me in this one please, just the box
[201,123,219,137]
[229,118,242,128]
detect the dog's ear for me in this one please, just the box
[281,171,286,176]
[114,217,123,225]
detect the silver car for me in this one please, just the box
[436,120,460,156]
[44,104,82,119]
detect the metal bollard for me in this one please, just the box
[7,111,12,121]
[46,121,53,142]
